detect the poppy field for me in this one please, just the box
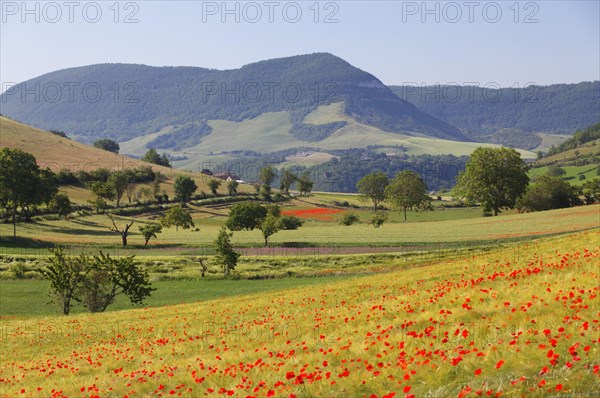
[1,230,598,397]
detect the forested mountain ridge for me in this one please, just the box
[390,82,600,149]
[0,53,463,144]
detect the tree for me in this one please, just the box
[226,202,267,231]
[0,148,48,238]
[36,168,59,212]
[193,257,209,278]
[517,176,581,212]
[370,211,388,228]
[582,178,600,204]
[547,164,566,177]
[93,139,120,153]
[49,192,72,218]
[138,224,162,246]
[455,147,529,216]
[77,252,154,313]
[385,170,432,222]
[208,179,222,196]
[259,213,282,246]
[41,246,88,315]
[259,166,277,200]
[142,149,171,167]
[88,181,116,213]
[339,213,360,226]
[161,205,195,231]
[227,179,239,196]
[107,214,135,247]
[214,227,240,277]
[108,171,129,207]
[279,169,297,195]
[174,175,198,203]
[297,171,314,196]
[356,172,389,209]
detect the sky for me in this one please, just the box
[1,0,599,90]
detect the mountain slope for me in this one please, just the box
[390,82,600,149]
[0,53,464,146]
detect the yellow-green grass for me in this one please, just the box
[1,205,597,250]
[0,230,597,397]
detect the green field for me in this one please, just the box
[529,165,599,186]
[1,204,596,251]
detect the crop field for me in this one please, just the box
[1,230,598,397]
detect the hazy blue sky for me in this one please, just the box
[1,1,599,88]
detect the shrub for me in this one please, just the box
[340,213,360,226]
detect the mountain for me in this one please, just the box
[390,82,600,149]
[0,53,464,147]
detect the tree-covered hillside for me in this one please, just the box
[0,53,462,145]
[390,82,600,147]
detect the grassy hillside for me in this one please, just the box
[1,230,597,396]
[0,117,244,203]
[155,104,535,171]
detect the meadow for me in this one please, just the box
[1,204,597,251]
[0,230,598,397]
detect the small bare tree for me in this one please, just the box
[193,257,209,278]
[107,214,134,247]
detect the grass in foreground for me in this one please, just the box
[0,230,598,397]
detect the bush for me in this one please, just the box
[280,215,304,230]
[339,213,360,226]
[370,211,388,228]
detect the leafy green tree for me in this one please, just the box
[582,178,600,204]
[226,202,267,231]
[41,246,88,315]
[108,171,129,207]
[455,147,529,216]
[370,211,388,228]
[107,215,135,247]
[546,164,566,177]
[385,170,432,222]
[93,139,120,153]
[161,205,195,231]
[279,169,297,195]
[297,171,314,196]
[259,166,277,200]
[227,179,239,196]
[0,148,53,238]
[78,252,154,313]
[138,224,162,246]
[259,213,282,246]
[339,213,360,226]
[88,181,116,213]
[49,192,72,218]
[208,179,222,196]
[356,172,389,209]
[142,149,171,167]
[174,175,198,203]
[517,176,581,212]
[214,227,240,276]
